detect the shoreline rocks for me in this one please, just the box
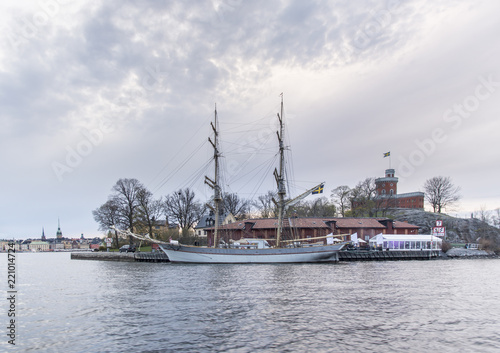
[444,248,498,258]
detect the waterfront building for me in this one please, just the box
[195,212,236,238]
[21,240,31,251]
[205,217,420,246]
[1,242,20,251]
[30,241,50,251]
[49,240,65,250]
[368,233,442,251]
[79,242,90,250]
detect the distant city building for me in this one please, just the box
[30,241,50,251]
[375,169,424,209]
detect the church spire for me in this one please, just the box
[41,227,46,241]
[56,218,63,239]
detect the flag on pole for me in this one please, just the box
[383,151,390,158]
[312,184,324,194]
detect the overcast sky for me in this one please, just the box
[1,0,499,239]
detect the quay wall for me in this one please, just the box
[71,252,170,262]
[71,249,496,263]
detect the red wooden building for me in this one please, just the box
[206,217,420,246]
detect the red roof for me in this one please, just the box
[208,217,419,230]
[391,220,420,229]
[332,218,386,229]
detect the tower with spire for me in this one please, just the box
[41,227,46,241]
[56,219,63,239]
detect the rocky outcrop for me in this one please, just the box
[445,248,496,258]
[386,208,500,248]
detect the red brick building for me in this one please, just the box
[375,169,424,209]
[206,217,419,246]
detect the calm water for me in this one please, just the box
[1,253,499,353]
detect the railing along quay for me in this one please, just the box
[134,252,170,262]
[71,251,170,262]
[339,250,441,261]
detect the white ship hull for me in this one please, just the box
[159,243,345,263]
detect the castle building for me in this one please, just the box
[375,169,424,209]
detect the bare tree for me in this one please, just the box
[494,208,500,229]
[136,187,163,238]
[331,185,351,217]
[476,205,491,224]
[164,188,204,235]
[289,197,336,217]
[112,178,144,244]
[309,197,336,217]
[221,193,250,219]
[349,178,377,217]
[254,191,277,218]
[92,198,121,247]
[423,176,461,213]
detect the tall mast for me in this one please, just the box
[276,94,286,246]
[205,104,222,248]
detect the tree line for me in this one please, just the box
[332,175,462,217]
[93,175,470,246]
[93,178,248,246]
[93,178,341,246]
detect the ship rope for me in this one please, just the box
[111,226,170,245]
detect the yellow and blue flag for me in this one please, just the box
[383,152,390,158]
[312,184,324,194]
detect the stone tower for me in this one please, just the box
[375,169,398,196]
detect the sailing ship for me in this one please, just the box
[154,95,346,263]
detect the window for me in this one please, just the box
[390,189,394,196]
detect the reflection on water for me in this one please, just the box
[1,253,499,352]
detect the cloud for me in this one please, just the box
[1,0,500,238]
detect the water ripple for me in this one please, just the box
[1,254,499,352]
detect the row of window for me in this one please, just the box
[382,241,438,250]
